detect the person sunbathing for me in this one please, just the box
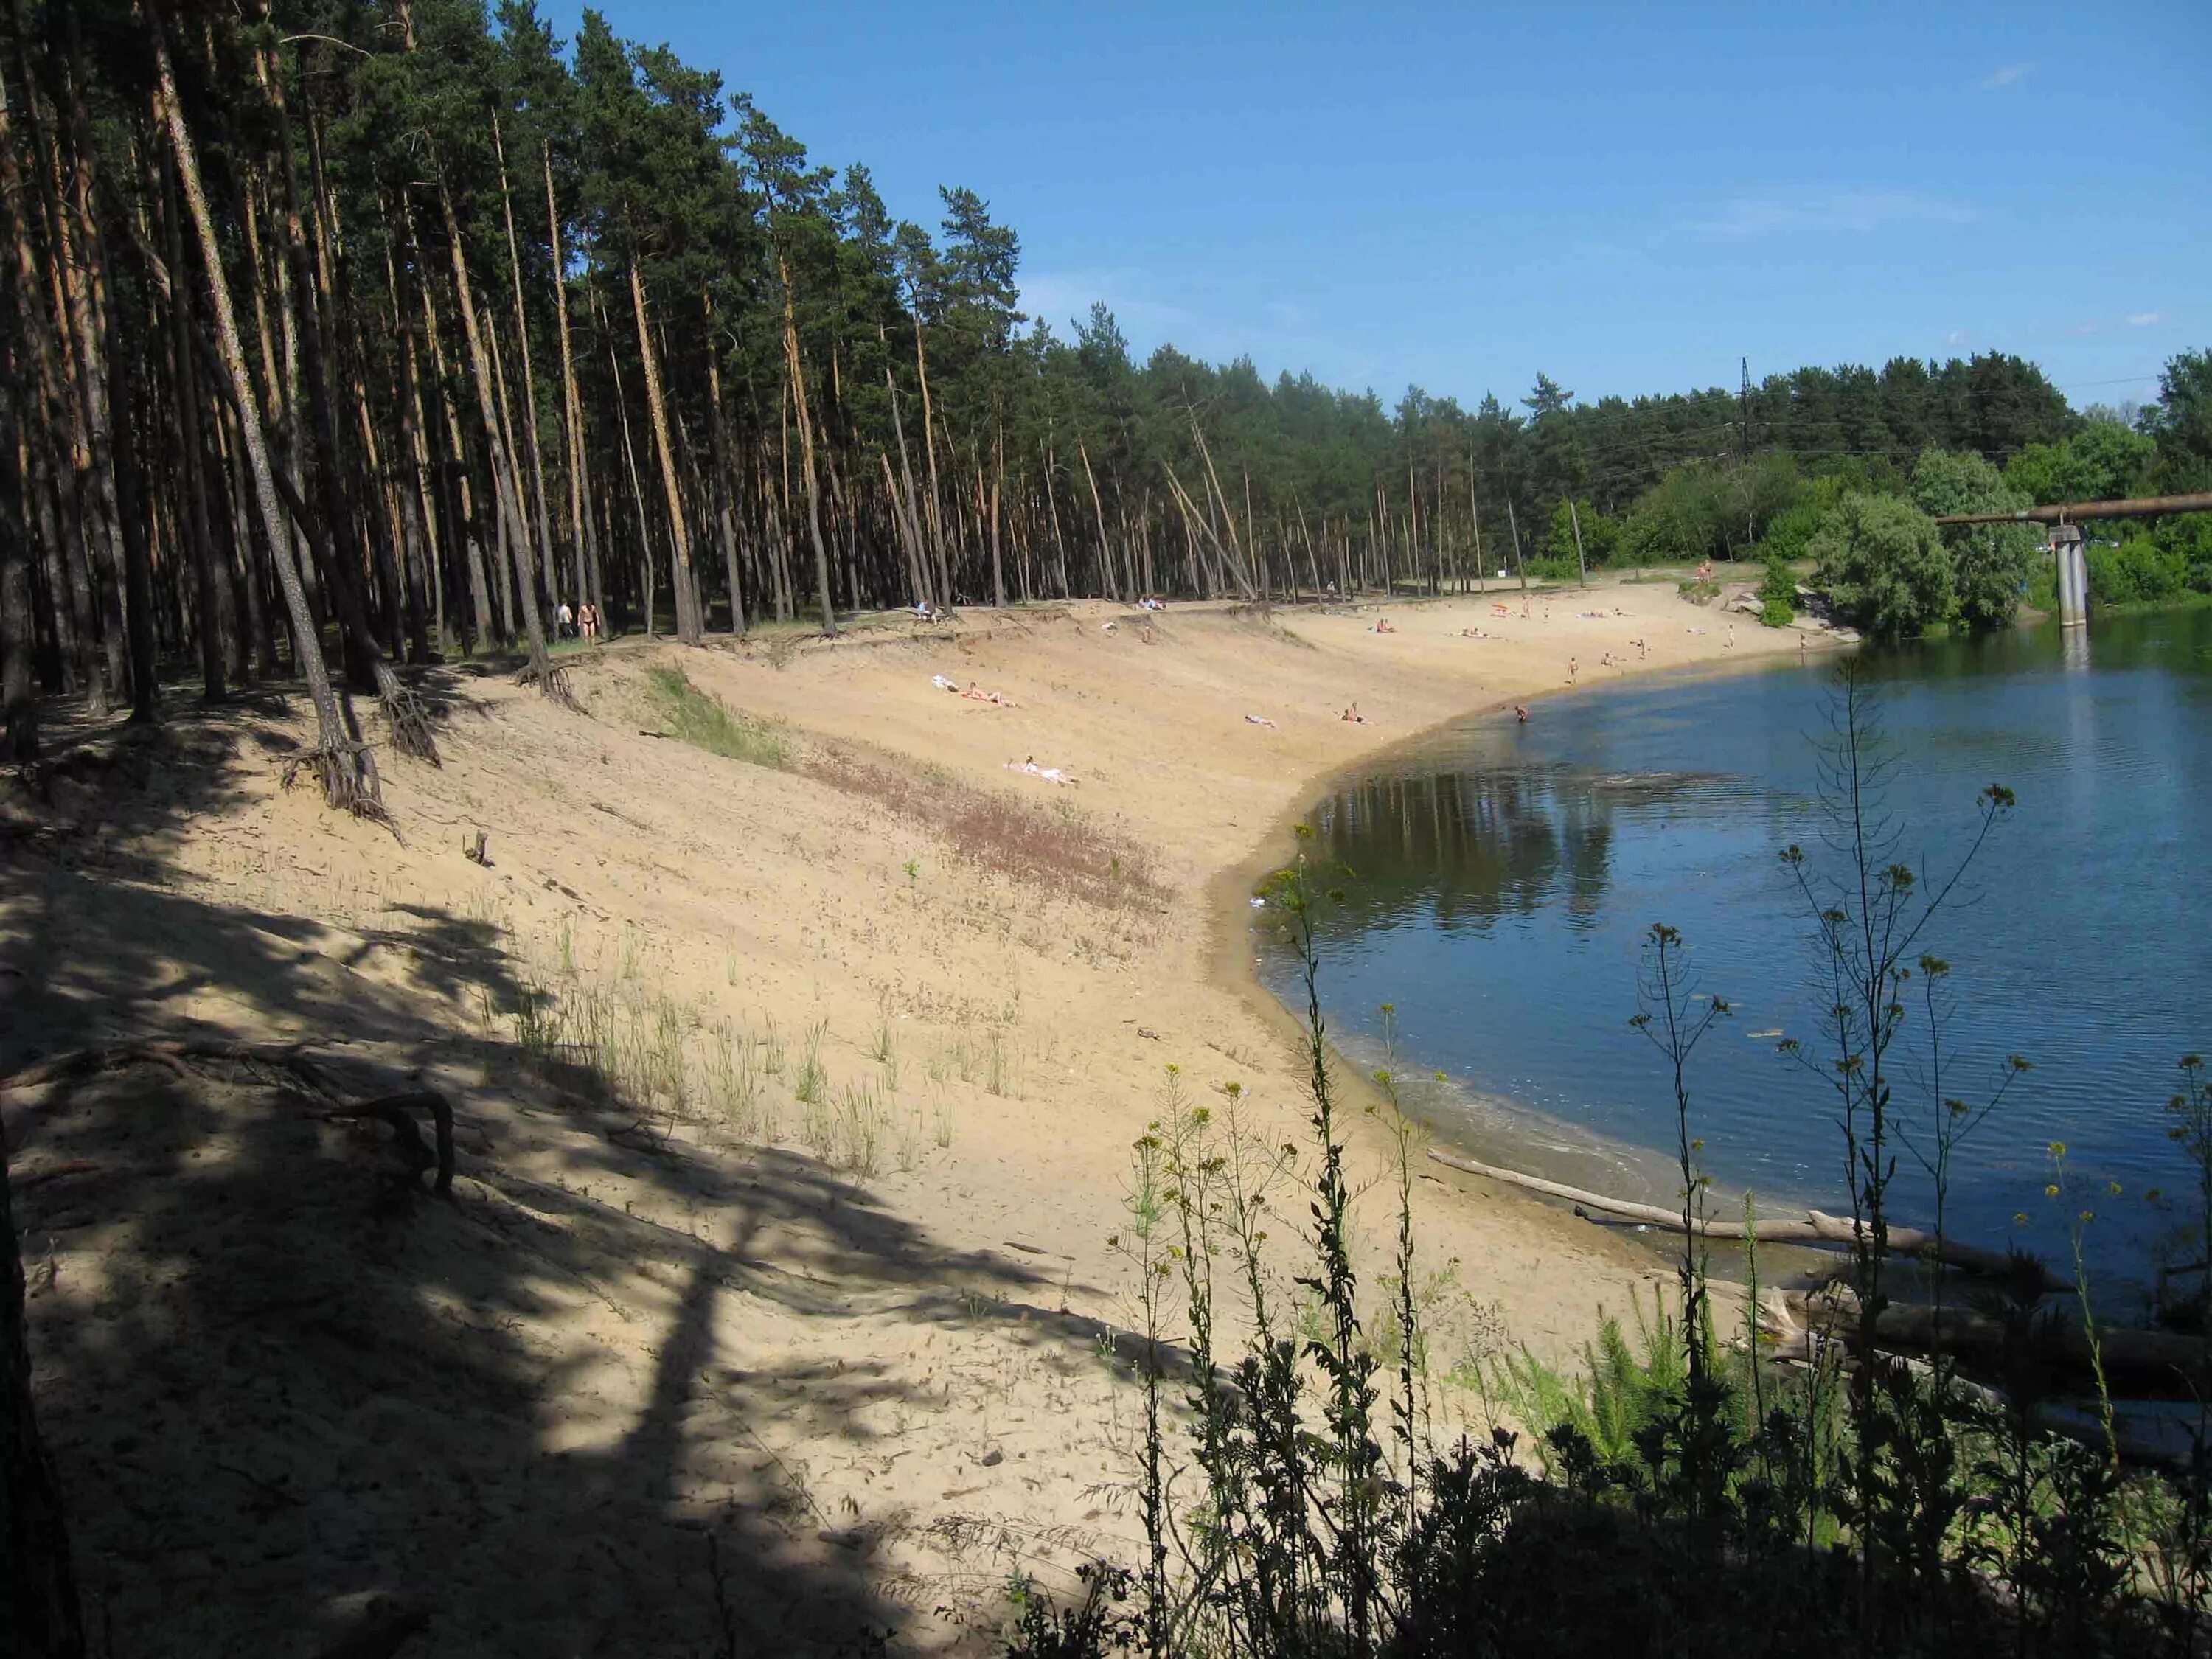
[1340,703,1365,723]
[1245,713,1278,728]
[1371,617,1396,633]
[963,681,1015,705]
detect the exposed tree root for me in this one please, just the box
[512,656,580,710]
[279,742,400,837]
[1,1042,454,1194]
[370,660,442,765]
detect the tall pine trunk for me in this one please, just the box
[544,141,592,613]
[491,114,559,614]
[438,176,557,686]
[1,357,39,759]
[626,254,701,643]
[153,18,366,808]
[770,248,835,635]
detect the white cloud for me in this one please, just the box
[1980,62,2034,91]
[2072,320,2101,335]
[1687,190,1975,241]
[1946,330,1970,347]
[2126,310,2168,327]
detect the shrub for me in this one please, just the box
[2154,512,2212,592]
[1758,554,1798,625]
[2087,538,2189,605]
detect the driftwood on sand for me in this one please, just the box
[1759,1290,2208,1394]
[1425,1145,2065,1294]
[1429,1147,2212,1400]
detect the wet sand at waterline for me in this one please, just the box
[0,579,1815,1654]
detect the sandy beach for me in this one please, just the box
[2,577,1817,1654]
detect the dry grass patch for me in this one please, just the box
[802,746,1168,913]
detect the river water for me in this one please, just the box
[1253,609,2212,1284]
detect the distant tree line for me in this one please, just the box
[2,0,2208,781]
[1719,351,2212,640]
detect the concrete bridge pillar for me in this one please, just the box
[2051,523,2087,627]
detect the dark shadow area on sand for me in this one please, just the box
[0,693,1102,1656]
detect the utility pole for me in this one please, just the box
[1739,356,1753,461]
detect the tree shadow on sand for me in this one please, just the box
[1,694,1119,1656]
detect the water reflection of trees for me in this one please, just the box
[1307,765,1750,936]
[1311,768,1615,933]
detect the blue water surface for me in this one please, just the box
[1256,610,2212,1283]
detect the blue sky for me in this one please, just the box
[544,1,2207,414]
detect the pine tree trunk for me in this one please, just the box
[0,83,101,712]
[153,20,366,808]
[410,208,493,653]
[260,46,432,759]
[544,142,591,612]
[1079,437,1113,602]
[1,364,40,760]
[880,334,931,605]
[911,320,947,594]
[1043,434,1068,599]
[701,288,745,635]
[989,428,1006,608]
[380,226,434,664]
[438,177,556,684]
[155,138,229,698]
[215,394,274,676]
[627,256,701,644]
[56,49,155,718]
[771,251,835,636]
[492,114,559,614]
[608,331,656,639]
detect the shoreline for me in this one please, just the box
[1201,622,1835,1267]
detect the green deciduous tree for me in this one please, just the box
[2005,422,2157,507]
[2142,347,2212,487]
[1808,493,1952,639]
[1909,448,2037,630]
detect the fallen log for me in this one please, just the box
[1759,1291,2210,1396]
[1425,1146,2065,1293]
